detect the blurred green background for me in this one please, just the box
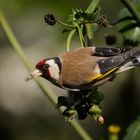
[0,0,140,140]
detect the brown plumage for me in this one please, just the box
[28,46,140,91]
[59,47,102,86]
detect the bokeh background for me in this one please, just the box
[0,0,140,140]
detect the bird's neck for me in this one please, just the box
[47,57,62,82]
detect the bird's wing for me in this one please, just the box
[86,55,125,83]
[60,47,128,90]
[92,47,131,57]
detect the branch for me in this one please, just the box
[0,10,92,140]
[121,0,140,25]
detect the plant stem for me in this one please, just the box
[0,10,93,140]
[57,20,75,28]
[66,29,76,51]
[121,0,140,25]
[76,24,85,47]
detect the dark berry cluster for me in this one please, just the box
[57,89,104,123]
[44,14,56,26]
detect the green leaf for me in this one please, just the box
[114,16,134,25]
[115,1,140,43]
[123,117,140,140]
[86,0,100,14]
[123,26,140,42]
[118,23,138,33]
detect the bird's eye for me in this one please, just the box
[43,64,49,70]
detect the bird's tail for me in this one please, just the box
[117,47,140,73]
[126,47,140,65]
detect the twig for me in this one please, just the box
[0,10,92,140]
[76,24,85,47]
[66,29,76,51]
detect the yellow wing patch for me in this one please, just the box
[99,67,118,79]
[87,74,102,83]
[86,67,118,83]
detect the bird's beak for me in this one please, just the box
[31,69,42,78]
[26,69,42,81]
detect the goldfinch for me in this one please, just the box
[28,47,140,91]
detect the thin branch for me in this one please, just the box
[0,10,92,140]
[66,29,76,51]
[121,0,140,25]
[76,24,85,47]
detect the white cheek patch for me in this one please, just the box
[47,59,60,81]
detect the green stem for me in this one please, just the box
[57,20,75,28]
[121,0,140,25]
[66,29,76,51]
[76,24,85,47]
[70,119,92,140]
[0,10,92,140]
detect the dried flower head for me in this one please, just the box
[44,14,56,26]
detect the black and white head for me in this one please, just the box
[30,57,61,82]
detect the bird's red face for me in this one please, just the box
[29,57,61,82]
[35,59,51,79]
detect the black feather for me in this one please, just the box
[92,47,131,57]
[97,56,125,74]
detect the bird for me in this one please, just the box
[27,47,140,91]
